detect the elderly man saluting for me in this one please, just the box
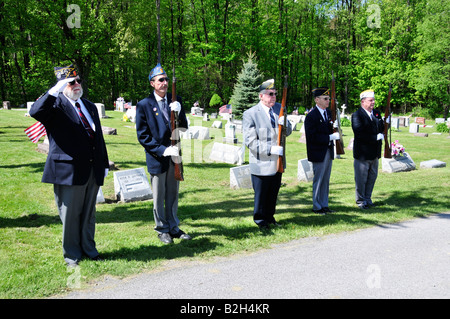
[30,65,110,267]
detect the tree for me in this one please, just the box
[230,52,262,119]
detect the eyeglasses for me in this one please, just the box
[320,97,330,101]
[265,92,277,97]
[68,78,82,85]
[156,77,170,83]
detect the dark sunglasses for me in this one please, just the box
[68,78,82,85]
[266,92,277,96]
[156,77,170,83]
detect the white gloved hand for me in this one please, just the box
[48,78,75,97]
[170,101,181,113]
[278,116,285,126]
[104,168,109,178]
[385,115,391,124]
[270,145,283,156]
[377,133,384,140]
[329,132,340,141]
[332,120,339,129]
[163,146,179,157]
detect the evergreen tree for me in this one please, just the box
[230,52,262,119]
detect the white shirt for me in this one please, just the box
[64,94,96,131]
[261,103,277,123]
[316,105,328,121]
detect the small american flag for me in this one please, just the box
[24,121,47,143]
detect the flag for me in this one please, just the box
[24,121,46,143]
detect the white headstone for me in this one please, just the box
[113,168,153,202]
[382,152,416,173]
[420,159,446,169]
[95,103,106,118]
[297,158,314,182]
[223,121,237,144]
[230,165,252,189]
[211,120,222,129]
[209,142,244,165]
[391,118,399,130]
[409,123,419,133]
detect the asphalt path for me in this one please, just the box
[61,212,450,300]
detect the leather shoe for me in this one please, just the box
[170,230,192,240]
[322,207,335,213]
[158,232,174,244]
[312,208,326,215]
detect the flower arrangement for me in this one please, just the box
[391,140,405,157]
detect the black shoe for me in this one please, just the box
[322,207,335,213]
[270,221,282,227]
[170,230,192,240]
[312,208,326,215]
[91,255,104,261]
[258,224,271,232]
[158,232,174,244]
[358,204,369,210]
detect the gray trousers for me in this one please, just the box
[150,161,180,234]
[354,158,379,206]
[54,168,99,265]
[311,149,333,210]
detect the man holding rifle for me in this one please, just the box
[304,87,340,215]
[136,64,191,244]
[243,79,292,231]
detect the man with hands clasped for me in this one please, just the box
[136,64,190,244]
[30,65,110,266]
[243,79,292,231]
[304,87,340,215]
[351,89,386,209]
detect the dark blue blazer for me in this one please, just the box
[29,92,109,186]
[135,92,188,175]
[304,106,334,162]
[351,107,385,161]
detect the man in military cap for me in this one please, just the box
[30,64,110,266]
[243,79,292,231]
[351,89,385,209]
[135,63,190,244]
[304,87,340,215]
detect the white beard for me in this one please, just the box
[64,86,83,101]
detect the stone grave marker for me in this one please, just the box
[409,123,419,133]
[211,120,222,129]
[223,121,237,144]
[420,159,446,169]
[114,167,153,202]
[297,158,314,182]
[209,142,244,165]
[382,152,416,173]
[95,103,107,118]
[230,165,252,189]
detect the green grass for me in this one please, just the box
[1,108,449,298]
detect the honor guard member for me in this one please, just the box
[135,64,191,244]
[30,65,110,266]
[243,79,292,231]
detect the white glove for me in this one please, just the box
[385,115,391,124]
[329,132,340,141]
[278,116,285,126]
[332,121,339,129]
[48,78,75,97]
[104,168,109,178]
[377,133,384,140]
[163,146,179,157]
[270,145,283,156]
[170,101,181,114]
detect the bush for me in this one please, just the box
[340,117,351,127]
[436,123,449,133]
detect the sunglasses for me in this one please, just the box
[156,77,170,83]
[266,92,277,96]
[68,78,82,85]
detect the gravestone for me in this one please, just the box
[414,133,428,137]
[297,158,314,182]
[391,118,399,130]
[203,113,210,121]
[223,121,238,144]
[182,126,210,140]
[382,152,416,173]
[230,165,252,189]
[3,101,11,110]
[233,119,243,133]
[409,123,419,133]
[116,98,124,111]
[435,118,445,124]
[102,126,117,135]
[209,142,244,165]
[415,117,425,125]
[211,120,222,129]
[113,168,153,202]
[95,103,106,118]
[420,159,446,169]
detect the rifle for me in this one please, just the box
[330,71,345,155]
[277,75,288,173]
[170,66,184,181]
[383,84,392,159]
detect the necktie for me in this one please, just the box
[269,108,276,128]
[324,111,328,122]
[75,102,95,140]
[161,98,169,121]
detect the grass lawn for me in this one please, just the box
[1,107,449,298]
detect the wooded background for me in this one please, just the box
[0,0,448,117]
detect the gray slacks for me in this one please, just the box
[354,158,379,207]
[54,168,99,265]
[311,148,333,210]
[150,161,180,234]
